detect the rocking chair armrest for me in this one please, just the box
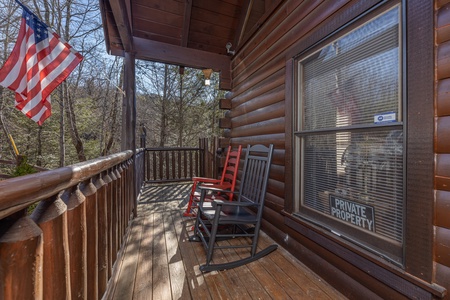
[198,185,238,205]
[192,177,221,184]
[212,200,258,208]
[198,185,237,194]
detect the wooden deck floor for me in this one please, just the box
[105,183,347,300]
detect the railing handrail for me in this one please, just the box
[145,147,202,151]
[0,150,133,219]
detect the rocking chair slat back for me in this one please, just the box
[183,145,242,216]
[190,144,276,272]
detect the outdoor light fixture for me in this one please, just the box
[226,42,235,55]
[202,68,213,85]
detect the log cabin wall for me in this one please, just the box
[435,0,450,294]
[228,0,449,298]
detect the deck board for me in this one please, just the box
[105,183,348,300]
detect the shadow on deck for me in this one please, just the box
[105,183,347,299]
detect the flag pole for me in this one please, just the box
[0,112,18,159]
[14,0,33,14]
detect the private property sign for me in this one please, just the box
[329,195,375,232]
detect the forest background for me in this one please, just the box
[0,0,224,176]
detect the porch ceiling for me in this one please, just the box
[99,0,254,89]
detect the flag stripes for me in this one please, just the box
[0,5,82,125]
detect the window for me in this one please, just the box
[293,6,403,264]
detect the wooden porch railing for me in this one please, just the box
[0,143,211,299]
[144,147,204,182]
[0,149,145,300]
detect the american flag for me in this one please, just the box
[0,4,83,125]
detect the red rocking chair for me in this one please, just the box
[183,145,242,217]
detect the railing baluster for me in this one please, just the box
[189,151,193,178]
[117,164,124,246]
[142,147,207,183]
[171,151,175,180]
[110,168,119,263]
[64,185,87,299]
[0,150,135,300]
[0,215,43,299]
[152,152,156,181]
[31,195,71,299]
[158,151,164,179]
[184,150,187,179]
[178,150,182,179]
[103,170,113,279]
[80,179,99,300]
[95,174,108,298]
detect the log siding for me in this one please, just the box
[227,0,449,298]
[435,0,450,292]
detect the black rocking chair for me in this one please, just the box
[190,144,277,272]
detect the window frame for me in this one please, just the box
[293,4,405,265]
[283,0,434,282]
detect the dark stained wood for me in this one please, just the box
[435,226,450,267]
[103,171,113,279]
[434,190,450,228]
[106,183,347,300]
[231,133,285,148]
[284,58,294,214]
[121,52,136,152]
[231,101,284,128]
[64,186,87,300]
[0,151,137,300]
[109,0,133,52]
[436,116,450,153]
[133,37,232,90]
[219,117,231,128]
[437,41,450,80]
[437,78,450,117]
[437,3,450,44]
[438,0,450,8]
[232,57,285,97]
[437,148,450,182]
[0,150,132,219]
[406,0,435,282]
[96,175,108,298]
[144,147,204,182]
[230,83,284,118]
[219,98,232,109]
[230,117,285,137]
[282,215,446,299]
[81,180,99,300]
[435,6,450,281]
[31,197,70,300]
[435,263,450,296]
[0,217,43,299]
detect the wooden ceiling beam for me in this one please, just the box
[109,0,133,52]
[134,37,231,89]
[181,0,193,47]
[234,0,253,47]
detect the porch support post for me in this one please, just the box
[121,51,137,217]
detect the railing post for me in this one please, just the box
[95,173,108,298]
[109,168,118,264]
[102,170,113,279]
[64,185,87,300]
[31,196,71,300]
[0,150,135,300]
[0,215,43,299]
[80,179,98,300]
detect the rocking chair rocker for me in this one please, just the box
[183,145,242,217]
[190,144,277,272]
